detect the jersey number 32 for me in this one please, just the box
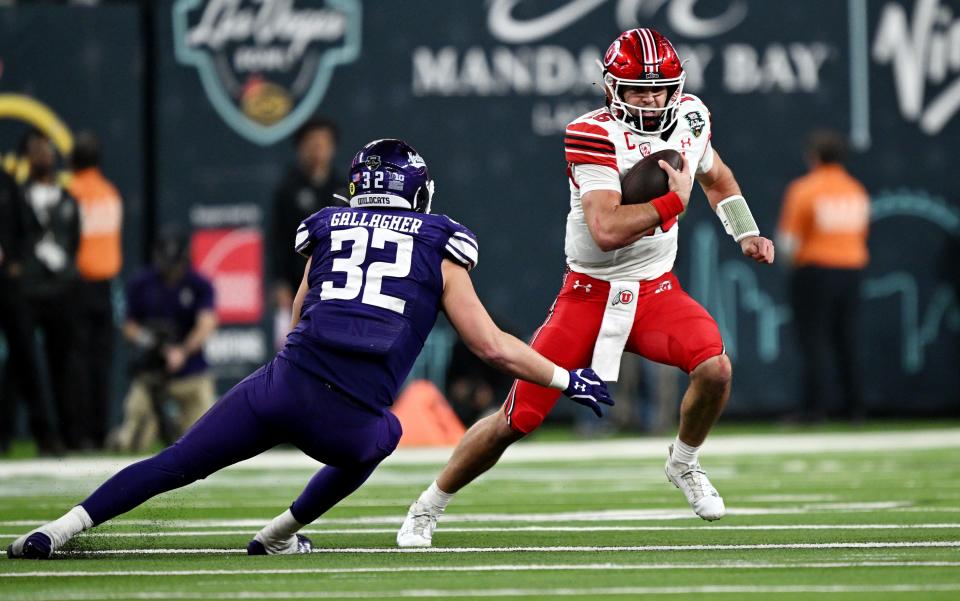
[321,226,413,314]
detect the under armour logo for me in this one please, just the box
[573,280,592,293]
[574,382,586,392]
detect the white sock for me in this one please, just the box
[418,481,453,511]
[671,437,701,466]
[255,509,304,553]
[47,506,94,549]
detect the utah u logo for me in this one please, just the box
[603,39,621,67]
[612,289,634,306]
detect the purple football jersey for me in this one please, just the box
[279,206,478,410]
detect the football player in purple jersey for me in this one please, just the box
[7,139,613,559]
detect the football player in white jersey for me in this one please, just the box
[398,28,774,547]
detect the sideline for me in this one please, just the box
[2,428,959,477]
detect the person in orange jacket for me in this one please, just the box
[69,131,123,448]
[777,129,870,423]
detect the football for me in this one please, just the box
[619,149,683,205]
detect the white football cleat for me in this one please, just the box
[665,444,726,521]
[396,500,442,548]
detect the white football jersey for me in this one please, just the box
[563,94,715,281]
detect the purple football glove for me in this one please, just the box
[563,368,614,417]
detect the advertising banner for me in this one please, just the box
[154,0,959,414]
[5,1,949,414]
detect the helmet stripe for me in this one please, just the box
[650,29,660,67]
[638,28,658,73]
[634,29,650,73]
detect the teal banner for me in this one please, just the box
[3,1,957,415]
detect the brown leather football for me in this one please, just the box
[619,149,683,205]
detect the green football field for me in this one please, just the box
[2,425,960,600]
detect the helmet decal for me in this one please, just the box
[603,39,621,67]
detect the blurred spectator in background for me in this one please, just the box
[18,128,85,449]
[777,129,870,423]
[269,116,347,349]
[108,228,217,452]
[0,167,63,456]
[69,130,123,449]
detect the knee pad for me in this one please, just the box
[343,410,404,466]
[504,405,546,435]
[371,411,403,462]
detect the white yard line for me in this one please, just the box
[4,523,959,538]
[0,501,920,528]
[3,561,960,578]
[6,584,960,599]
[2,428,959,477]
[10,540,956,556]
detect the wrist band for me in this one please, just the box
[715,194,760,242]
[549,365,570,390]
[650,191,684,224]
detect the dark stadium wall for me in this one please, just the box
[2,1,957,416]
[0,4,145,268]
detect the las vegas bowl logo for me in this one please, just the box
[173,0,362,145]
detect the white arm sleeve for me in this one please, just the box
[697,140,715,175]
[573,164,621,195]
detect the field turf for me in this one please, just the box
[2,426,959,600]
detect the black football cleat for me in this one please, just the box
[246,538,267,555]
[247,533,312,555]
[7,532,53,559]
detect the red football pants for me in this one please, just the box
[503,270,724,433]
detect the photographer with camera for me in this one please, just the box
[108,228,217,452]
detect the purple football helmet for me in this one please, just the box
[347,139,434,213]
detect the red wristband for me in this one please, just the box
[650,191,684,224]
